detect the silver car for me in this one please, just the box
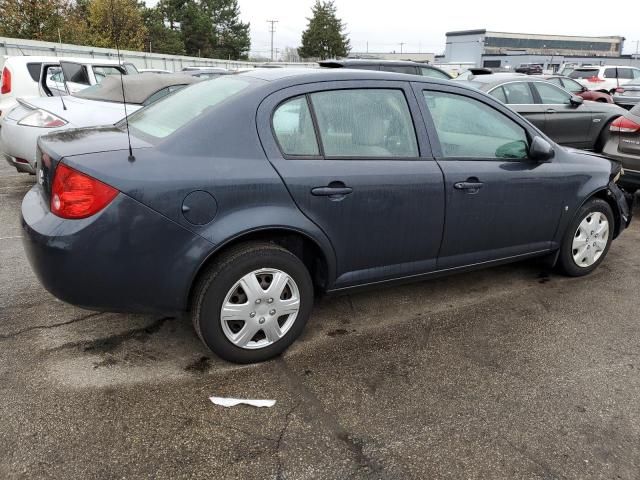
[1,73,198,174]
[613,82,640,110]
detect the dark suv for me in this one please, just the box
[515,64,543,75]
[22,69,632,363]
[319,59,452,80]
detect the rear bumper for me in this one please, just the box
[21,185,213,313]
[3,152,36,174]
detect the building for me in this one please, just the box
[443,29,633,72]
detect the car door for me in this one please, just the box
[256,80,445,288]
[59,61,91,94]
[413,83,565,269]
[488,81,547,131]
[531,81,593,148]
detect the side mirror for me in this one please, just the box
[529,136,555,162]
[570,95,584,106]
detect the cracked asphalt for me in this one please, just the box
[1,160,640,479]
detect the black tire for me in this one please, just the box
[557,198,614,277]
[191,242,314,363]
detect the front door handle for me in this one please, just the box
[454,181,484,191]
[546,108,557,114]
[311,185,353,197]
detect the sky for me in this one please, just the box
[235,0,640,58]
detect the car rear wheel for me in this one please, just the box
[557,198,614,276]
[191,242,314,363]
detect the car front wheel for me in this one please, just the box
[191,242,314,363]
[557,198,614,277]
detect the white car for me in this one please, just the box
[569,65,640,94]
[0,56,138,119]
[1,73,197,174]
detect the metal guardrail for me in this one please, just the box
[0,37,317,71]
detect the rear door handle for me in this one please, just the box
[311,186,353,196]
[546,108,557,114]
[454,181,484,191]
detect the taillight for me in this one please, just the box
[51,163,118,219]
[1,67,11,94]
[610,116,640,133]
[587,75,604,83]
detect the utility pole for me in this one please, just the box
[267,20,279,62]
[399,42,405,54]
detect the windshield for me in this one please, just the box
[126,76,252,140]
[569,69,599,79]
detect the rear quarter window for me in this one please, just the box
[26,63,43,82]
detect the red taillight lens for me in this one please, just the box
[1,67,11,94]
[587,75,604,83]
[610,116,640,133]
[51,163,118,219]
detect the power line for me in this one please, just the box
[267,19,279,62]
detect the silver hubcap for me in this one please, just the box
[220,268,300,350]
[572,212,609,268]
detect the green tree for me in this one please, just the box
[142,5,185,55]
[180,0,213,57]
[203,0,250,60]
[0,0,67,41]
[88,0,147,50]
[298,0,350,60]
[60,0,91,45]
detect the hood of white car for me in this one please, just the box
[15,96,142,128]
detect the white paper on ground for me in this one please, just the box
[209,396,276,408]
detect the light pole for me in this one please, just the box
[267,20,278,62]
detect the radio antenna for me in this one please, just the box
[109,0,135,162]
[51,66,67,111]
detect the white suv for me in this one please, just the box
[0,56,137,118]
[569,65,640,94]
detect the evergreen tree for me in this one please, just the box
[298,1,350,60]
[142,6,185,55]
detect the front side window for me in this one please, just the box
[423,91,528,159]
[272,96,319,156]
[604,68,617,78]
[533,82,571,104]
[489,86,507,103]
[309,89,418,158]
[60,63,90,85]
[617,68,633,80]
[500,82,534,104]
[633,69,640,79]
[561,78,584,93]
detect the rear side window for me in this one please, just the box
[604,68,617,78]
[423,91,528,159]
[26,63,42,82]
[379,66,418,75]
[272,96,319,156]
[533,82,571,104]
[309,89,419,158]
[617,68,634,80]
[569,69,599,79]
[561,78,584,93]
[128,76,250,139]
[500,82,534,104]
[93,66,125,84]
[420,67,450,79]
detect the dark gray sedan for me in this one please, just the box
[462,74,625,151]
[21,69,632,363]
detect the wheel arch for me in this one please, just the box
[582,187,624,239]
[185,227,335,311]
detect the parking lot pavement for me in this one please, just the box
[1,161,639,480]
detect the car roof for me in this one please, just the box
[3,55,125,66]
[319,59,433,68]
[237,67,453,85]
[458,72,530,87]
